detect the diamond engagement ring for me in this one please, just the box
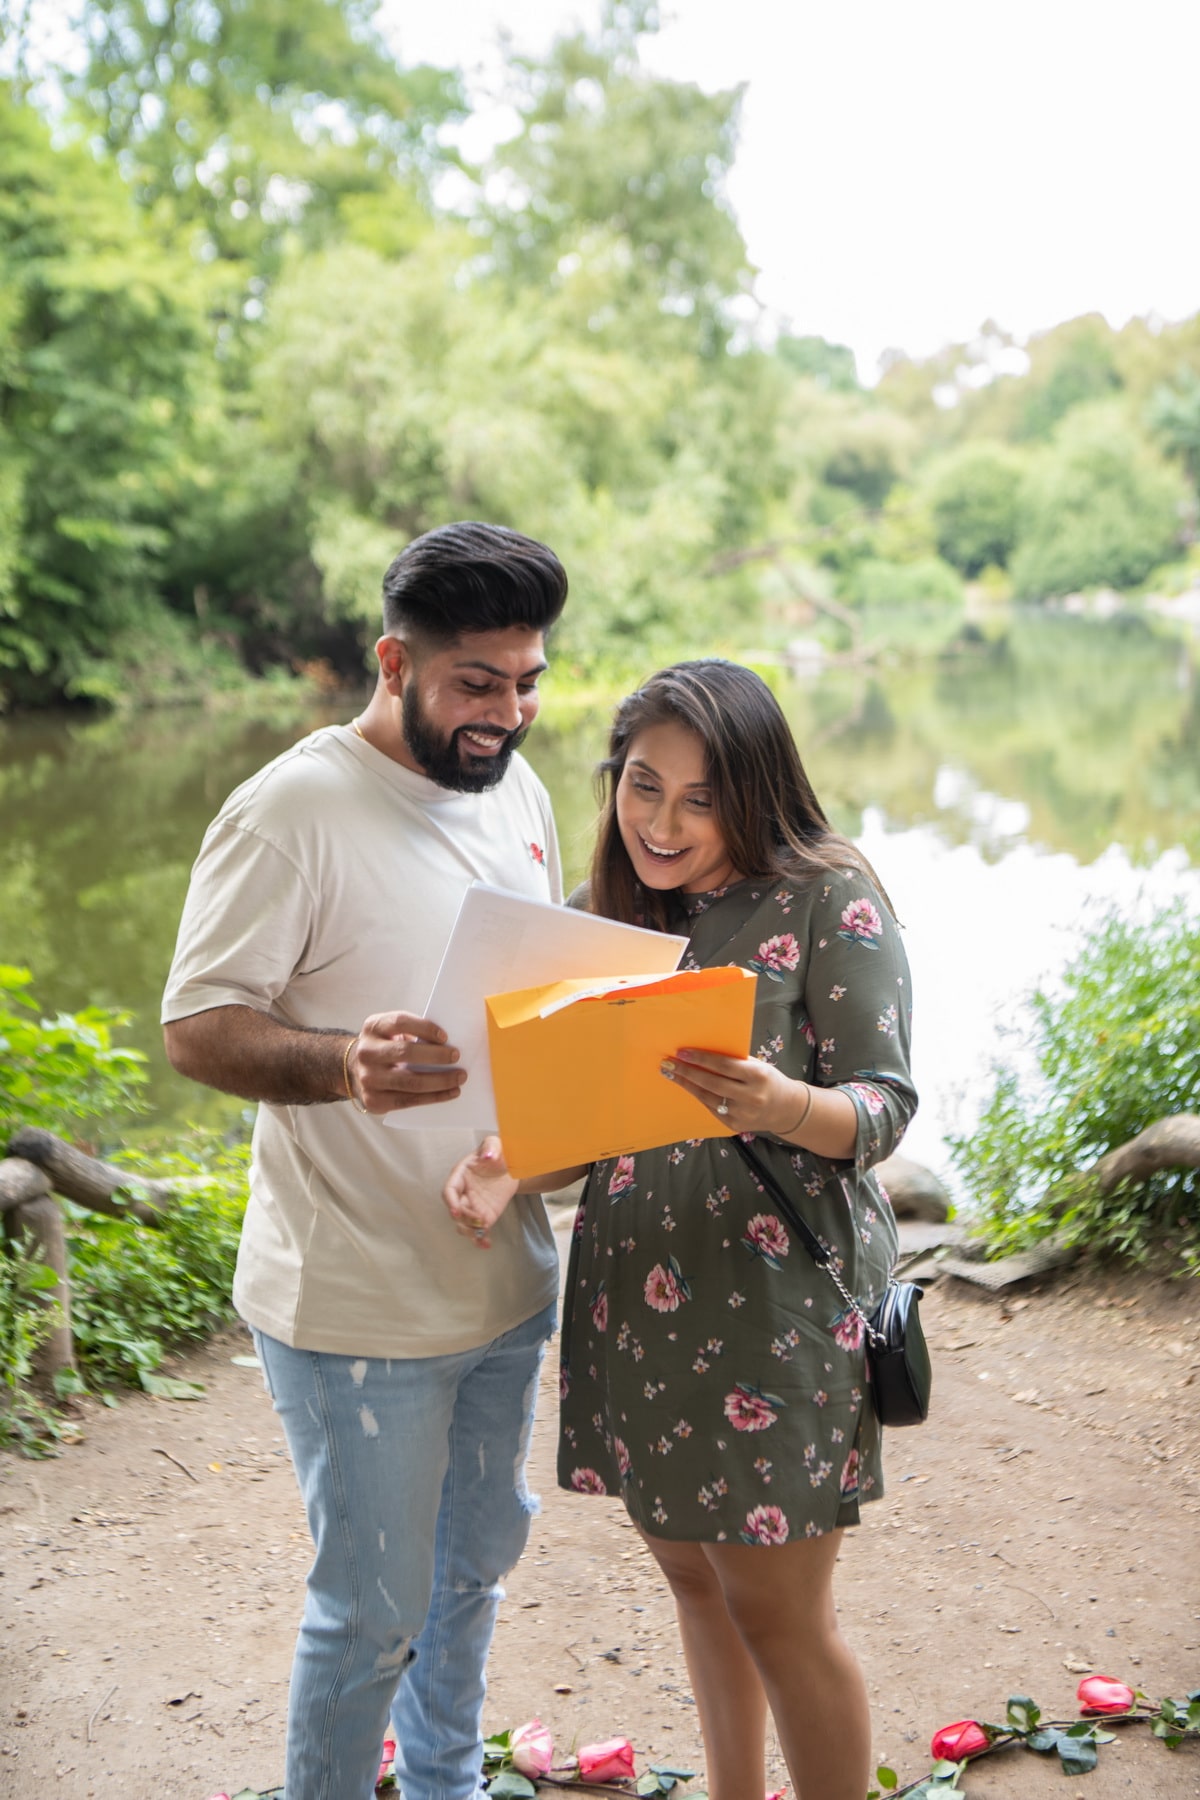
[715,1099,730,1117]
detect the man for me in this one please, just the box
[163,522,569,1800]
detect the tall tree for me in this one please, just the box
[46,0,461,281]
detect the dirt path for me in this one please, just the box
[2,1217,1199,1799]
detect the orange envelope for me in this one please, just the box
[485,965,757,1178]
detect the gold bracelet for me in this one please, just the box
[781,1082,814,1138]
[342,1036,368,1115]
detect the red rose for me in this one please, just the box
[578,1737,636,1781]
[1077,1674,1136,1715]
[930,1719,989,1760]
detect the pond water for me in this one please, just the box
[2,612,1198,1199]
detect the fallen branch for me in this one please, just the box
[1090,1114,1200,1194]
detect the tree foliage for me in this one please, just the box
[1,0,1199,709]
[949,905,1200,1270]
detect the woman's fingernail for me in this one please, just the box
[660,1061,675,1079]
[675,1048,696,1062]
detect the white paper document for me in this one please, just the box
[383,882,688,1131]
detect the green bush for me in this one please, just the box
[0,965,146,1140]
[1010,402,1187,600]
[925,442,1025,575]
[846,555,965,609]
[1,970,246,1445]
[66,1143,248,1390]
[949,905,1200,1267]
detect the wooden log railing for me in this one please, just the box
[1,1128,200,1383]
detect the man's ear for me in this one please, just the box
[374,634,412,694]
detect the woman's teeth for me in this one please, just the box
[642,838,684,861]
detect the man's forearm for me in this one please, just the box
[164,1006,352,1107]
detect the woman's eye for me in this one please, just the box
[686,796,713,811]
[630,780,659,796]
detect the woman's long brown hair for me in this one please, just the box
[588,660,891,931]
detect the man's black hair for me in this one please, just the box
[381,522,568,646]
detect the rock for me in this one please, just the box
[876,1154,951,1222]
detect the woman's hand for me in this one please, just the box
[442,1135,519,1248]
[662,1050,807,1136]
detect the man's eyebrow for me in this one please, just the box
[627,757,710,789]
[452,658,548,679]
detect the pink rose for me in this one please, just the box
[608,1155,636,1197]
[723,1383,781,1432]
[377,1737,396,1784]
[578,1737,636,1781]
[740,1503,790,1545]
[832,1310,865,1352]
[742,1213,790,1262]
[930,1720,989,1760]
[511,1718,555,1778]
[569,1467,607,1494]
[755,933,801,972]
[839,898,883,940]
[644,1261,686,1312]
[1077,1675,1136,1715]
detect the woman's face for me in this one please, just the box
[615,721,742,895]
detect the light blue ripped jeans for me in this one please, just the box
[253,1303,555,1800]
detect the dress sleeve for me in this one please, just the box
[802,868,917,1171]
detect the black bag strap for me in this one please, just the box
[732,1136,881,1346]
[731,1136,832,1267]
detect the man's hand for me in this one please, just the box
[442,1136,520,1248]
[346,1011,466,1114]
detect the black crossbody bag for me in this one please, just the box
[733,1138,931,1427]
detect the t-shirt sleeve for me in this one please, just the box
[803,868,917,1171]
[162,815,316,1023]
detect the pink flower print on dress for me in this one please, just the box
[612,1435,632,1478]
[750,933,801,982]
[847,1081,885,1116]
[570,1467,607,1494]
[840,1448,860,1497]
[837,897,883,947]
[740,1503,790,1545]
[832,1309,865,1352]
[643,1254,691,1312]
[723,1382,784,1432]
[607,1154,636,1198]
[589,1285,608,1333]
[740,1212,791,1269]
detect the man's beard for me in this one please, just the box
[402,684,527,793]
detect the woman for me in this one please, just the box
[444,660,916,1800]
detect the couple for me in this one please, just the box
[164,522,916,1800]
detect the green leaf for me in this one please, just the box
[1026,1728,1061,1753]
[636,1775,666,1796]
[650,1768,697,1782]
[487,1774,537,1800]
[52,1366,87,1398]
[1006,1694,1041,1732]
[1057,1735,1099,1776]
[138,1372,206,1400]
[876,1768,898,1791]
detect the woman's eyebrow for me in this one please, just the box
[627,757,709,789]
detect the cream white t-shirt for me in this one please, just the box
[162,724,563,1357]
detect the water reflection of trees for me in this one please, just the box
[788,615,1199,865]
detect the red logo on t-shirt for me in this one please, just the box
[529,841,545,867]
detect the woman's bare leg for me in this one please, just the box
[705,1530,871,1800]
[638,1531,769,1800]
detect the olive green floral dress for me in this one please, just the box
[556,868,916,1544]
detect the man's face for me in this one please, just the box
[394,627,549,793]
